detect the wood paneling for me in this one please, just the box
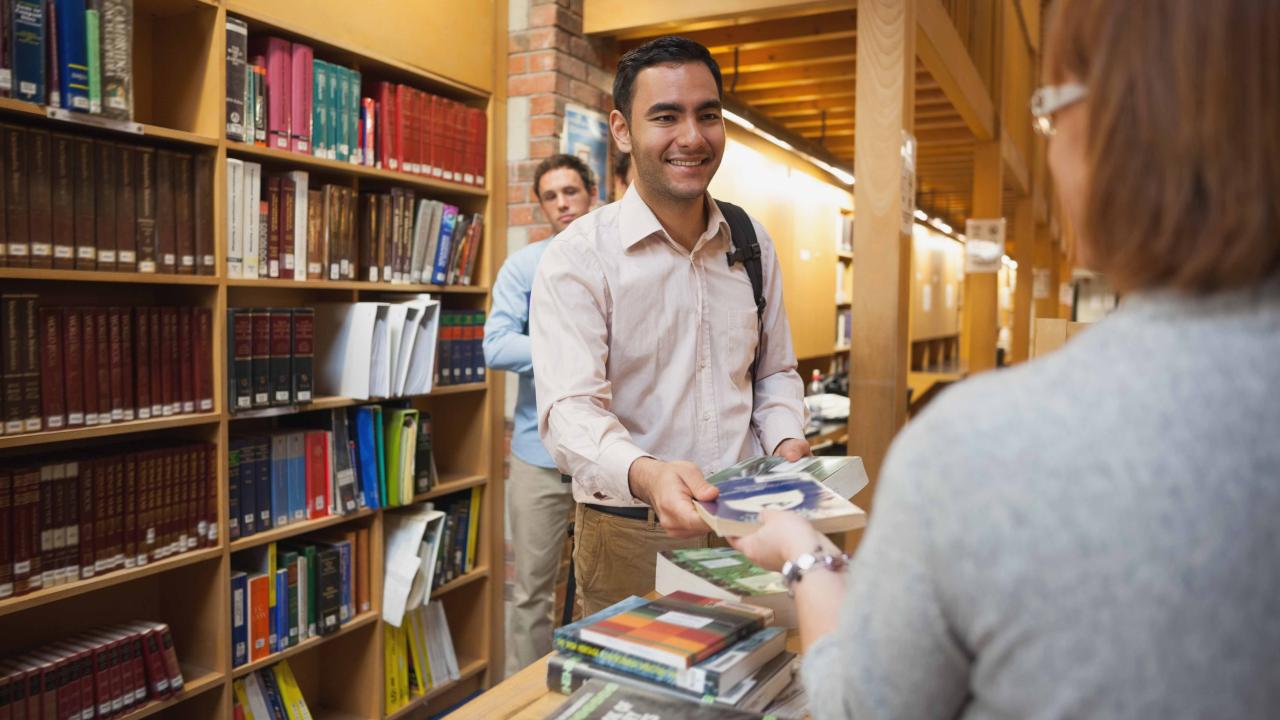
[961,140,1002,373]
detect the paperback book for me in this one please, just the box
[706,455,869,500]
[695,473,867,537]
[548,679,777,720]
[655,548,795,628]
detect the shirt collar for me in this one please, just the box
[618,182,729,253]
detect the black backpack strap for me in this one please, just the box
[716,200,766,381]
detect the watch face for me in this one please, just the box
[796,553,818,571]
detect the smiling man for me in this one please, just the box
[530,36,810,613]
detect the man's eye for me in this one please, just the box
[703,113,721,121]
[653,115,675,122]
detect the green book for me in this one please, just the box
[372,405,386,507]
[85,6,102,114]
[335,66,350,162]
[348,69,362,164]
[280,542,319,640]
[655,547,794,628]
[383,408,419,507]
[313,60,328,159]
[327,64,340,161]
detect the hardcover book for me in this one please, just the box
[656,548,794,628]
[695,473,867,537]
[548,679,775,720]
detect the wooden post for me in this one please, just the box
[849,0,915,494]
[1010,195,1034,362]
[1034,223,1056,318]
[960,140,1003,372]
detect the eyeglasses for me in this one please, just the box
[1030,83,1088,137]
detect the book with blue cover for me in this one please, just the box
[695,473,867,537]
[706,455,869,500]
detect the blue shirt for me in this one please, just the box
[484,239,556,468]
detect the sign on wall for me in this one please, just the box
[561,104,610,202]
[964,217,1006,273]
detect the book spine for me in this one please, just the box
[3,127,26,267]
[225,158,243,277]
[135,146,157,272]
[62,307,84,426]
[266,175,281,277]
[0,472,13,597]
[306,189,322,279]
[174,153,194,273]
[268,308,292,406]
[100,0,131,119]
[38,307,65,430]
[178,306,193,413]
[94,140,116,269]
[114,144,136,270]
[162,307,177,416]
[26,130,51,268]
[86,0,102,113]
[194,153,213,274]
[54,0,89,110]
[266,37,290,151]
[155,150,176,273]
[312,59,327,159]
[242,161,260,278]
[280,176,295,278]
[250,308,269,407]
[72,137,95,269]
[290,43,311,154]
[290,307,313,403]
[18,296,40,432]
[195,307,212,412]
[225,17,247,142]
[252,64,266,145]
[147,308,161,417]
[107,307,123,421]
[49,134,75,269]
[11,0,44,102]
[131,307,149,421]
[231,572,248,667]
[359,192,376,282]
[287,170,307,281]
[119,306,133,420]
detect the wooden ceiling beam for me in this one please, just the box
[711,38,854,73]
[585,0,857,36]
[620,10,856,53]
[736,80,856,106]
[729,69,856,93]
[915,0,996,140]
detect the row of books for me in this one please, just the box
[380,492,481,631]
[224,22,487,187]
[0,129,214,274]
[224,161,484,288]
[436,311,487,387]
[0,442,218,599]
[1,297,214,437]
[0,621,184,720]
[383,602,460,714]
[312,298,442,400]
[232,660,313,720]
[230,532,371,668]
[227,307,315,411]
[1,0,134,118]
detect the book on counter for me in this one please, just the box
[706,455,869,500]
[655,547,795,628]
[695,473,867,537]
[548,679,780,720]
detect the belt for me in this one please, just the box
[585,503,653,522]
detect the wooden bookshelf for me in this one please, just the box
[0,2,506,718]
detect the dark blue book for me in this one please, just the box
[230,571,249,668]
[257,666,290,720]
[228,441,242,541]
[12,0,46,102]
[235,438,258,537]
[274,567,289,651]
[54,0,89,111]
[253,439,273,531]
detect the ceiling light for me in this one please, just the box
[723,109,754,131]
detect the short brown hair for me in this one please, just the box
[532,154,595,200]
[1044,0,1280,293]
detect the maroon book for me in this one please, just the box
[38,464,56,588]
[268,309,293,406]
[230,309,253,411]
[174,153,195,274]
[19,296,41,433]
[62,304,85,427]
[50,134,75,269]
[155,150,176,274]
[107,309,124,423]
[94,308,112,425]
[251,308,270,408]
[0,470,11,599]
[95,141,117,271]
[11,466,41,595]
[114,145,137,271]
[27,130,53,269]
[194,308,213,413]
[119,307,134,421]
[267,175,282,277]
[61,462,80,583]
[204,444,217,546]
[281,176,296,279]
[148,308,163,419]
[134,147,157,273]
[194,154,214,275]
[291,308,314,402]
[78,459,95,579]
[160,308,176,417]
[72,137,96,271]
[4,126,29,267]
[122,455,138,566]
[37,307,66,431]
[133,307,152,420]
[2,295,23,435]
[178,307,194,414]
[79,310,99,427]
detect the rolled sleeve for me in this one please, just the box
[750,221,808,453]
[531,238,648,503]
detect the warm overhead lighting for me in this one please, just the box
[913,209,929,221]
[937,222,953,234]
[1002,254,1018,270]
[723,109,754,131]
[724,108,855,186]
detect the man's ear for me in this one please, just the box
[609,109,632,153]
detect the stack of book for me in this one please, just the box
[0,129,213,274]
[383,601,460,713]
[232,659,313,720]
[436,311,486,387]
[2,0,135,119]
[230,531,371,668]
[0,621,184,719]
[0,442,218,598]
[226,307,315,412]
[547,592,797,713]
[225,21,487,188]
[379,493,481,638]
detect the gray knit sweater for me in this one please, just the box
[802,279,1280,719]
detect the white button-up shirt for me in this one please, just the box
[531,184,807,506]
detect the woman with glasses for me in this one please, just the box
[732,1,1280,717]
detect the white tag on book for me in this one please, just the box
[655,611,714,629]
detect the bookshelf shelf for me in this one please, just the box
[0,412,220,450]
[224,141,489,199]
[837,251,854,261]
[231,611,379,679]
[0,97,221,147]
[386,658,489,720]
[414,472,488,502]
[430,566,490,600]
[224,277,489,294]
[117,667,224,720]
[428,382,489,397]
[0,268,222,286]
[227,386,488,421]
[229,509,377,552]
[834,343,851,353]
[0,546,222,618]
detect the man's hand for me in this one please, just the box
[773,438,812,461]
[628,458,718,538]
[729,510,839,571]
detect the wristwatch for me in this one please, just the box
[781,547,850,597]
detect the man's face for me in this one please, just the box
[536,167,592,234]
[611,62,725,204]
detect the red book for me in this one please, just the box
[37,308,66,431]
[290,43,313,154]
[133,308,152,420]
[50,134,75,269]
[406,87,420,174]
[422,92,435,176]
[360,96,376,168]
[115,145,137,271]
[78,459,95,580]
[304,430,331,519]
[61,308,84,427]
[120,307,135,421]
[122,455,138,566]
[94,308,112,425]
[130,625,171,699]
[72,137,96,270]
[178,308,194,414]
[266,175,282,278]
[250,308,270,408]
[108,308,124,423]
[472,108,488,186]
[247,574,270,661]
[195,308,213,413]
[394,84,409,173]
[156,150,177,273]
[11,466,41,595]
[0,470,11,599]
[148,309,163,418]
[79,310,98,427]
[377,82,396,170]
[253,36,292,151]
[27,131,53,269]
[161,308,177,417]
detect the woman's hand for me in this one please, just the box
[729,510,840,572]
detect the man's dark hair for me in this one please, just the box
[532,153,595,199]
[612,36,723,120]
[612,151,631,184]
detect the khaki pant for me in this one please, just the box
[506,456,574,676]
[573,503,710,616]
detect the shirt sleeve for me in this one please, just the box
[483,253,534,376]
[800,437,971,719]
[530,239,650,501]
[749,220,809,455]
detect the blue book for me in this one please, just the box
[230,571,249,668]
[696,473,865,537]
[271,434,290,528]
[258,661,289,718]
[253,439,273,531]
[275,568,290,651]
[430,204,459,285]
[287,431,307,522]
[54,0,90,111]
[353,407,380,509]
[12,0,46,102]
[233,438,257,537]
[325,539,352,622]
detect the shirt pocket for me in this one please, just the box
[724,309,760,383]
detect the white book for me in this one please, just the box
[295,556,309,641]
[401,297,440,396]
[409,199,432,284]
[241,673,274,720]
[422,201,444,283]
[369,309,390,398]
[431,601,462,681]
[385,304,408,397]
[226,159,244,277]
[243,161,262,279]
[287,170,309,281]
[392,306,421,396]
[313,302,391,399]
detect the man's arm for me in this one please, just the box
[749,221,809,456]
[483,255,534,375]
